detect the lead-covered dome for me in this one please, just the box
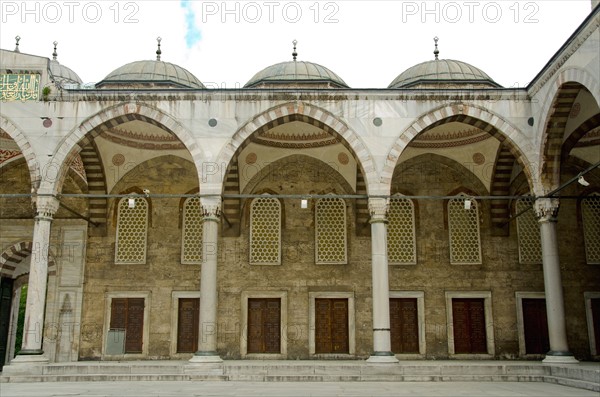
[388,59,501,89]
[245,40,348,88]
[96,38,204,89]
[48,42,82,86]
[388,38,501,89]
[245,60,348,88]
[96,60,204,89]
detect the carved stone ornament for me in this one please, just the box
[34,196,60,220]
[534,198,560,222]
[368,198,389,223]
[201,198,222,220]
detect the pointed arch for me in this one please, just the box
[0,241,57,279]
[383,103,535,196]
[214,102,377,194]
[0,116,40,188]
[537,68,600,191]
[42,102,204,196]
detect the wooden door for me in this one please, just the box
[177,298,199,353]
[390,298,419,354]
[591,298,600,354]
[247,298,281,354]
[110,298,144,353]
[522,298,549,355]
[0,278,14,369]
[315,298,349,354]
[452,298,487,354]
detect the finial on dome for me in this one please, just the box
[292,39,298,61]
[156,37,162,61]
[52,41,58,61]
[433,36,439,60]
[14,36,20,53]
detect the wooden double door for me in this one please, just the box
[389,298,419,354]
[247,298,281,354]
[452,298,487,354]
[522,298,550,355]
[315,298,349,354]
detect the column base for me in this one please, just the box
[366,352,399,364]
[543,351,579,364]
[189,351,223,363]
[2,353,49,376]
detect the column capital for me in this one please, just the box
[368,197,389,224]
[201,197,222,221]
[534,198,560,222]
[34,196,59,220]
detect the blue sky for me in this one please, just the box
[0,1,595,88]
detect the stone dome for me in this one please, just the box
[245,61,348,88]
[388,59,501,89]
[49,60,82,85]
[96,60,205,89]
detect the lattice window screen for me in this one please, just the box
[115,197,148,264]
[250,197,281,265]
[387,197,417,265]
[516,198,542,264]
[448,196,482,264]
[315,197,347,264]
[582,194,600,264]
[181,197,203,264]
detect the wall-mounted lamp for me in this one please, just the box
[578,175,590,187]
[301,199,308,209]
[128,198,136,208]
[464,199,472,210]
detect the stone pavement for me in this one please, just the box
[1,381,599,397]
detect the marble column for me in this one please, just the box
[190,197,222,363]
[10,196,58,365]
[535,198,578,363]
[366,198,398,363]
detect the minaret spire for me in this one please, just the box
[156,37,162,61]
[292,39,298,61]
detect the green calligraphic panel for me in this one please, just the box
[0,74,40,101]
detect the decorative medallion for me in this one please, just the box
[569,102,581,119]
[245,152,257,164]
[472,153,485,165]
[373,117,383,127]
[338,152,349,165]
[112,153,125,166]
[43,119,52,128]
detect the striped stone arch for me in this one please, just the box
[561,113,600,160]
[214,102,377,194]
[0,241,57,279]
[0,115,40,188]
[537,68,600,191]
[382,103,535,194]
[41,102,205,196]
[489,143,517,234]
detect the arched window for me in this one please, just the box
[181,197,203,264]
[582,194,600,264]
[315,197,347,264]
[115,197,148,264]
[448,195,482,265]
[387,196,417,265]
[250,196,281,265]
[516,198,542,264]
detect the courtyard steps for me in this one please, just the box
[1,360,599,391]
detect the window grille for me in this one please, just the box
[315,197,347,264]
[448,195,482,264]
[582,194,600,264]
[181,197,203,264]
[387,197,417,265]
[516,198,542,264]
[250,197,281,265]
[115,197,148,264]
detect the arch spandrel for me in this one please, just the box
[213,102,377,195]
[40,103,205,196]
